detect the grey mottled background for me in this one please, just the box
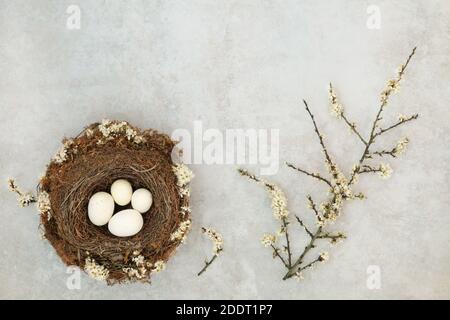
[0,0,449,299]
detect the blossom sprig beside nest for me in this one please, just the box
[8,119,194,284]
[197,227,223,276]
[239,47,419,281]
[8,179,36,208]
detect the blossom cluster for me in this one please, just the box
[202,227,223,255]
[97,119,146,144]
[152,260,166,273]
[261,233,276,247]
[122,253,166,280]
[318,161,355,224]
[393,137,409,157]
[170,219,192,243]
[266,184,289,220]
[328,84,344,118]
[172,163,194,197]
[380,63,406,107]
[52,139,75,164]
[37,191,52,220]
[84,257,109,281]
[378,163,393,179]
[7,178,36,207]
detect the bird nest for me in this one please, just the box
[37,120,193,284]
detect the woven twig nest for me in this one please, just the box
[38,120,193,284]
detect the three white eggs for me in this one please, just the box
[87,179,153,237]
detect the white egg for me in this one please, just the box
[108,209,143,237]
[131,188,153,213]
[110,179,133,206]
[88,192,115,226]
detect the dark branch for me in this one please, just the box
[286,162,332,187]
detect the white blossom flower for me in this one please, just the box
[84,257,109,281]
[37,191,51,220]
[328,84,344,118]
[18,193,35,207]
[133,135,146,144]
[180,206,191,217]
[319,160,356,223]
[170,219,192,243]
[52,139,74,164]
[172,163,194,187]
[398,114,408,122]
[378,163,393,179]
[261,234,276,247]
[267,184,289,220]
[132,255,145,267]
[85,128,94,137]
[152,260,166,273]
[123,267,147,280]
[381,79,401,106]
[393,137,409,156]
[97,119,145,144]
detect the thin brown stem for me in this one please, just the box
[295,215,313,238]
[283,226,322,280]
[317,232,346,242]
[299,257,321,272]
[374,114,419,138]
[303,100,333,165]
[197,254,219,276]
[282,217,292,267]
[340,113,368,145]
[271,245,289,268]
[286,162,332,187]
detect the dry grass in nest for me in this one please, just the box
[39,120,192,284]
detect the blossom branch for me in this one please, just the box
[198,227,223,276]
[7,178,36,207]
[238,47,419,282]
[329,83,367,145]
[349,47,418,184]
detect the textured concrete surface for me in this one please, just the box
[0,0,449,299]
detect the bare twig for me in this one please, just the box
[295,215,313,238]
[374,114,419,138]
[271,245,289,268]
[341,113,368,145]
[197,254,219,276]
[303,99,333,164]
[286,162,332,187]
[282,217,292,266]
